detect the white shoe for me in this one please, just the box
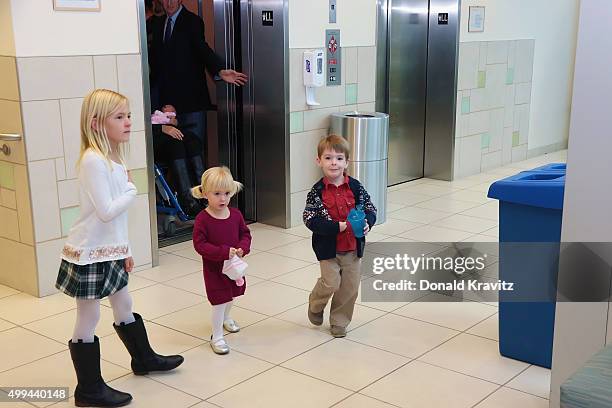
[210,336,230,355]
[223,319,240,333]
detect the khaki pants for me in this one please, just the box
[309,251,361,328]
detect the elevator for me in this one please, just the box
[376,0,460,183]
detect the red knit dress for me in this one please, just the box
[193,207,251,305]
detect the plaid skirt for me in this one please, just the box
[55,259,129,299]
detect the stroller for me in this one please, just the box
[154,163,191,236]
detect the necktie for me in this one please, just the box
[164,18,172,43]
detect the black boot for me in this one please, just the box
[113,313,184,376]
[169,158,202,216]
[69,337,132,407]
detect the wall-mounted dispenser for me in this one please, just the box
[303,49,325,106]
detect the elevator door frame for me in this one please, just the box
[376,0,460,183]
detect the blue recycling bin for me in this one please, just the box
[530,162,566,172]
[488,170,566,368]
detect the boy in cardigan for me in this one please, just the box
[303,135,377,337]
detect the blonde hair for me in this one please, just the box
[191,166,243,199]
[317,134,350,160]
[78,89,130,166]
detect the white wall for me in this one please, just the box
[9,0,140,57]
[550,0,612,405]
[460,0,580,152]
[288,0,377,48]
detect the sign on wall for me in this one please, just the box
[53,0,101,12]
[468,6,485,32]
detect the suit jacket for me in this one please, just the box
[149,8,224,113]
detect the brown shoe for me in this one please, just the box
[330,325,346,338]
[308,308,323,326]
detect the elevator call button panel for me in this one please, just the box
[326,29,341,86]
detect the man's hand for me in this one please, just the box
[125,257,134,273]
[219,69,248,86]
[162,125,184,140]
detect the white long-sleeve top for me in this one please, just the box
[61,150,137,265]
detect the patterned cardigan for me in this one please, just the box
[303,176,377,261]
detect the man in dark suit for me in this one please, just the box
[149,0,247,143]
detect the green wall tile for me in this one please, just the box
[131,168,148,194]
[345,84,358,105]
[477,71,486,88]
[461,96,470,114]
[61,206,80,237]
[289,111,304,133]
[481,133,490,149]
[512,131,520,147]
[0,162,15,190]
[506,68,515,85]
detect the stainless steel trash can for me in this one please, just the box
[330,112,389,224]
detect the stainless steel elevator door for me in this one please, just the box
[387,0,429,185]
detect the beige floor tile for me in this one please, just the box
[467,181,495,193]
[150,346,272,400]
[0,350,129,406]
[134,253,202,283]
[444,190,492,204]
[386,202,407,213]
[241,252,312,280]
[432,214,498,234]
[100,321,204,370]
[0,327,65,371]
[282,338,409,390]
[234,281,308,316]
[0,293,75,325]
[466,313,499,341]
[460,201,499,221]
[364,231,392,242]
[393,294,498,331]
[0,389,32,407]
[355,278,411,312]
[162,272,206,295]
[271,263,320,291]
[188,402,220,408]
[506,365,551,399]
[115,284,203,320]
[0,318,15,332]
[423,178,484,189]
[333,393,398,408]
[400,183,460,196]
[349,314,458,358]
[208,366,351,408]
[276,302,385,334]
[481,226,499,238]
[172,246,201,261]
[107,375,201,408]
[24,305,116,342]
[267,239,319,263]
[249,228,304,251]
[416,197,481,213]
[258,223,312,238]
[398,225,474,242]
[462,173,503,183]
[229,318,331,364]
[127,274,158,292]
[387,190,435,206]
[464,234,499,243]
[361,360,498,408]
[388,206,453,224]
[474,386,549,408]
[370,219,424,236]
[419,333,529,384]
[153,302,267,340]
[485,166,523,176]
[0,284,19,299]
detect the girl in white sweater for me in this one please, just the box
[55,89,183,407]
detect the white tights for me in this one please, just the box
[211,301,233,342]
[72,286,136,343]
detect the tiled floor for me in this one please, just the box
[0,151,566,408]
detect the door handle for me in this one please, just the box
[0,133,21,141]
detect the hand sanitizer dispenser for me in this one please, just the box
[303,49,325,106]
